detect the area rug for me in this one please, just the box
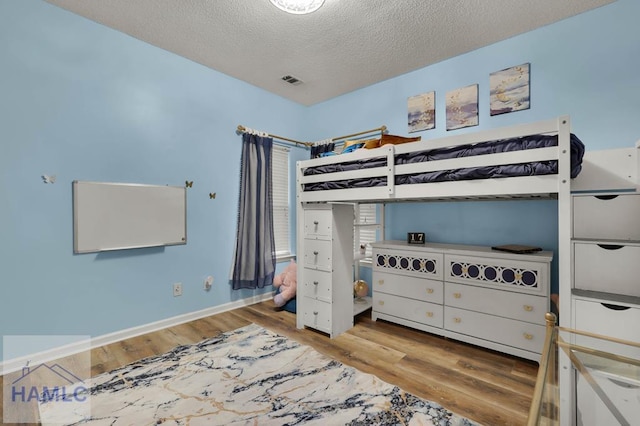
[39,324,479,425]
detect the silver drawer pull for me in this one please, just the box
[426,312,434,318]
[453,292,461,299]
[313,251,319,255]
[426,288,434,294]
[453,317,461,323]
[313,220,319,225]
[523,333,533,340]
[313,281,319,286]
[313,311,318,315]
[523,305,533,312]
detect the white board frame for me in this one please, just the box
[73,181,187,254]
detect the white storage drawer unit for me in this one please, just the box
[297,203,354,338]
[570,191,640,426]
[372,241,552,361]
[572,193,640,241]
[573,242,640,297]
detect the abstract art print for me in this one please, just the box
[490,63,530,116]
[446,84,478,131]
[408,91,435,133]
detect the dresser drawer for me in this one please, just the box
[302,268,332,302]
[444,307,545,354]
[303,239,332,271]
[576,371,640,426]
[573,193,640,241]
[574,299,640,358]
[373,292,443,328]
[445,254,549,295]
[304,209,332,238]
[373,249,443,280]
[302,297,332,334]
[373,271,443,304]
[574,242,640,297]
[445,282,547,325]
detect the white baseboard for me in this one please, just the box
[1,293,273,375]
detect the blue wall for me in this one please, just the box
[0,0,307,359]
[1,0,638,360]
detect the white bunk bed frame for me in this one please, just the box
[296,114,574,325]
[297,116,574,204]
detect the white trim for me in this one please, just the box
[0,293,272,375]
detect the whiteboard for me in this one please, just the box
[73,181,187,253]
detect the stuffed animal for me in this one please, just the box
[273,260,297,308]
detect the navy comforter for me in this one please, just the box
[303,133,585,191]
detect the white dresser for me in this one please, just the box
[371,241,552,361]
[297,203,355,338]
[571,192,640,425]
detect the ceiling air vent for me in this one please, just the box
[281,75,303,86]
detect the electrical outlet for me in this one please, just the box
[204,276,214,291]
[173,282,183,297]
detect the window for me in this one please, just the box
[354,203,383,261]
[272,145,291,258]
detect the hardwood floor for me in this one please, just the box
[1,301,539,425]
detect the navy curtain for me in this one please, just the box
[310,141,335,159]
[230,133,276,290]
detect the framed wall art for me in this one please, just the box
[490,63,530,116]
[408,91,435,133]
[446,84,478,131]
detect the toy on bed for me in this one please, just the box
[273,260,297,308]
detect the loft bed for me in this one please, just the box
[297,116,582,204]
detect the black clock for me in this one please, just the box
[407,232,425,244]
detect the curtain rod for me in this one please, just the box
[237,124,388,148]
[331,125,387,143]
[236,125,312,148]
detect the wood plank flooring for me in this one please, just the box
[1,301,539,425]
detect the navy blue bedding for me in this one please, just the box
[303,133,585,192]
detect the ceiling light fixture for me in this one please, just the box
[269,0,325,15]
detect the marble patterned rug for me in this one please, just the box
[39,324,479,425]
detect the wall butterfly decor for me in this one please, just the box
[185,180,193,188]
[42,174,56,184]
[209,192,216,199]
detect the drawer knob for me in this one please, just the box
[378,301,384,306]
[523,333,533,340]
[426,312,434,318]
[313,311,318,315]
[523,305,533,312]
[426,288,434,294]
[313,251,319,255]
[453,317,461,323]
[313,281,319,286]
[453,292,461,299]
[378,280,384,285]
[313,220,319,225]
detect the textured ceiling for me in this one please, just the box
[45,0,615,106]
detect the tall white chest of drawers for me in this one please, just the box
[571,192,640,426]
[297,203,354,338]
[371,241,552,362]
